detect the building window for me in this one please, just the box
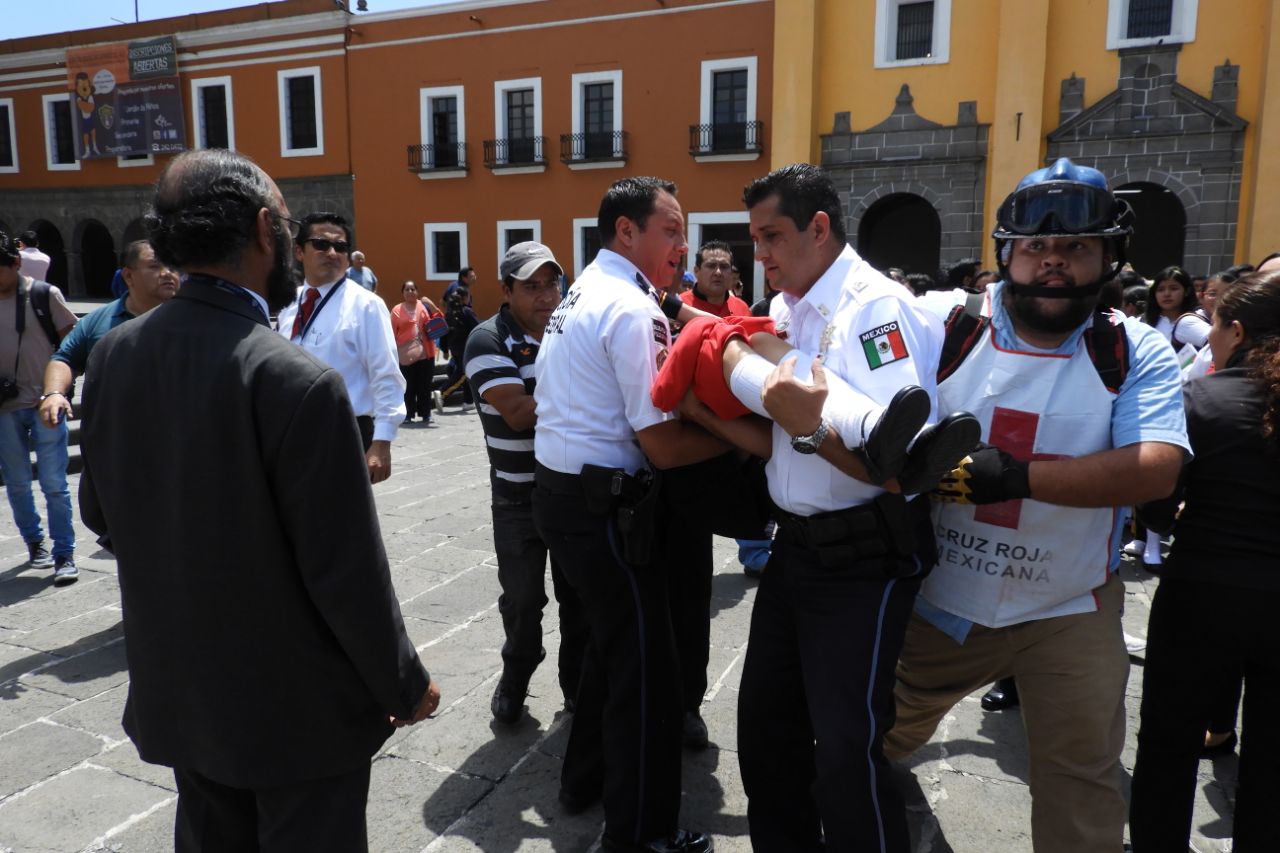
[1107,0,1197,48]
[572,217,603,277]
[117,153,154,168]
[415,85,466,173]
[489,77,543,168]
[496,220,542,275]
[277,67,324,157]
[42,93,79,171]
[564,70,624,164]
[875,0,952,67]
[192,76,235,151]
[423,223,468,281]
[0,98,17,173]
[693,57,761,160]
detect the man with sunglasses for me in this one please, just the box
[868,159,1189,852]
[277,213,405,483]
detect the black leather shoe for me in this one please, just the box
[683,709,709,750]
[490,678,527,726]
[980,677,1020,712]
[897,412,982,494]
[601,829,714,852]
[858,385,931,484]
[558,786,598,815]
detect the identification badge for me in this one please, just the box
[859,321,909,370]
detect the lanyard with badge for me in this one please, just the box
[293,279,346,341]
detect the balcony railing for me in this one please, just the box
[688,120,764,157]
[483,136,546,169]
[560,130,628,163]
[407,142,467,173]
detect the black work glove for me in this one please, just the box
[932,443,1031,505]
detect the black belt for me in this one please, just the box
[534,462,585,495]
[771,493,928,566]
[535,462,651,504]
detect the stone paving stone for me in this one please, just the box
[18,638,129,701]
[0,640,57,691]
[366,754,493,853]
[0,765,173,853]
[0,681,74,732]
[48,682,129,745]
[0,719,104,800]
[400,561,504,625]
[83,796,176,853]
[0,576,120,632]
[3,605,122,655]
[93,741,177,793]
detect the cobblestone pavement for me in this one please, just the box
[0,408,1236,852]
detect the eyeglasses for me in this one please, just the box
[997,183,1120,236]
[302,237,351,255]
[272,213,303,237]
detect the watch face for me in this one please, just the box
[791,436,819,455]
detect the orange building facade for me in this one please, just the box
[0,0,775,315]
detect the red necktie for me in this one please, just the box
[290,287,320,339]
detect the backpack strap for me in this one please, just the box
[1082,310,1130,394]
[28,280,63,348]
[936,291,990,383]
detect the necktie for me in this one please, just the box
[291,287,320,339]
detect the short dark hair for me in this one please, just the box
[18,230,39,249]
[597,176,678,246]
[459,266,475,280]
[1122,285,1148,308]
[905,272,933,296]
[742,163,847,243]
[944,258,982,288]
[695,240,732,268]
[122,239,151,269]
[146,149,279,270]
[297,212,351,246]
[1098,277,1124,311]
[0,231,19,267]
[446,282,470,308]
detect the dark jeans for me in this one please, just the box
[400,359,434,421]
[738,534,924,853]
[492,491,588,701]
[533,482,682,845]
[173,764,371,852]
[1131,577,1280,852]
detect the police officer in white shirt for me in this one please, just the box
[276,213,405,483]
[533,177,725,853]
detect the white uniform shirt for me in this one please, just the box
[19,248,51,281]
[534,249,674,475]
[767,245,943,516]
[276,278,406,442]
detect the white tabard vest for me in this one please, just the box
[922,324,1120,628]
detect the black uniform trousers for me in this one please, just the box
[173,763,371,853]
[492,488,589,702]
[1130,577,1280,852]
[665,522,714,713]
[738,532,925,853]
[532,480,682,845]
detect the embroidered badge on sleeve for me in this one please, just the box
[859,321,910,370]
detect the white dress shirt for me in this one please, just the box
[766,245,944,516]
[534,249,674,475]
[19,248,51,281]
[276,277,406,442]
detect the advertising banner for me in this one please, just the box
[65,36,185,160]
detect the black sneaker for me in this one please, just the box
[27,540,53,570]
[601,829,714,852]
[53,555,79,587]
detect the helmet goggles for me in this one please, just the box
[994,181,1128,239]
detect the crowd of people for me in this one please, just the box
[2,145,1277,853]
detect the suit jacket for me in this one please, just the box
[79,279,430,788]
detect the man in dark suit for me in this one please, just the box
[78,149,439,853]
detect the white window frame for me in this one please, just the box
[417,84,466,179]
[423,222,469,282]
[569,69,624,168]
[42,93,80,172]
[1106,0,1198,49]
[496,220,542,276]
[492,76,543,171]
[191,75,236,151]
[277,66,324,158]
[687,211,763,295]
[572,217,600,278]
[0,97,18,174]
[874,0,952,68]
[117,153,155,168]
[697,57,760,163]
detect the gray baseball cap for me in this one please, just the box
[500,241,563,281]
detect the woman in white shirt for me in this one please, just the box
[1142,266,1200,344]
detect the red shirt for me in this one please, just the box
[679,287,751,317]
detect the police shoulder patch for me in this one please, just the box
[858,321,910,370]
[651,318,668,345]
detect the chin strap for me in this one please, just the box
[1004,279,1107,299]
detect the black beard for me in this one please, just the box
[1004,273,1101,334]
[265,226,301,314]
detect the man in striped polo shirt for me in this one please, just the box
[465,242,588,725]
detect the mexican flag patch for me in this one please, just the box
[859,322,909,370]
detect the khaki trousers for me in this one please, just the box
[884,572,1129,853]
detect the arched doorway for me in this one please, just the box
[1115,182,1185,277]
[857,193,941,277]
[29,220,67,288]
[76,220,116,298]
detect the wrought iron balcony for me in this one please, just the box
[688,121,764,157]
[560,130,628,164]
[407,142,467,173]
[482,136,546,169]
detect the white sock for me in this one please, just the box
[729,351,812,418]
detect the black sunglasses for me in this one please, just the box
[302,237,351,255]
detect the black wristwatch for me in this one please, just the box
[790,419,830,455]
